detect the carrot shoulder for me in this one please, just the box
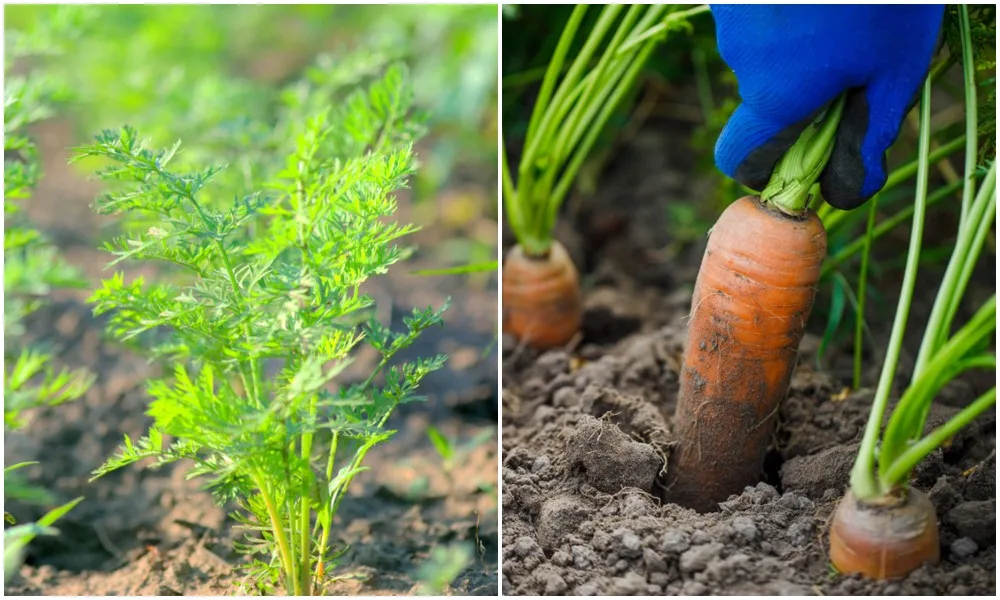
[502,241,582,349]
[665,195,826,511]
[829,488,940,579]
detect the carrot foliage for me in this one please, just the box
[502,4,708,256]
[75,63,448,595]
[849,6,996,501]
[3,10,92,582]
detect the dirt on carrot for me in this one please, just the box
[500,118,995,596]
[666,195,827,511]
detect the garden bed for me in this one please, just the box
[5,120,500,596]
[500,116,996,596]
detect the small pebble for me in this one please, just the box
[690,529,711,544]
[731,516,758,542]
[683,581,708,595]
[616,528,642,558]
[950,537,978,559]
[531,455,550,473]
[513,537,540,558]
[643,548,667,572]
[552,386,576,407]
[680,543,723,574]
[611,572,646,595]
[543,573,568,595]
[661,529,691,554]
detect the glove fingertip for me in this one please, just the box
[821,88,885,210]
[716,104,805,190]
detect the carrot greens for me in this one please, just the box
[75,64,447,595]
[502,4,709,257]
[4,13,92,582]
[848,5,996,503]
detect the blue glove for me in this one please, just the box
[711,4,945,210]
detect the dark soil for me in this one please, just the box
[5,119,499,595]
[500,115,996,595]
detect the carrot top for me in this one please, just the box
[760,95,845,216]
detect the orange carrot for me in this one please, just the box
[665,195,827,511]
[502,241,582,349]
[829,488,939,579]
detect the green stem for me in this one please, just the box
[314,430,339,591]
[957,4,977,223]
[520,5,621,179]
[616,4,710,55]
[940,165,996,348]
[761,95,846,215]
[878,297,996,477]
[542,7,658,236]
[853,197,877,390]
[548,4,645,180]
[507,4,707,256]
[502,143,549,256]
[849,80,933,501]
[523,4,589,145]
[183,190,262,408]
[928,54,957,85]
[549,9,664,219]
[821,179,965,277]
[299,398,317,595]
[820,135,965,231]
[880,387,996,488]
[911,161,996,378]
[252,470,299,595]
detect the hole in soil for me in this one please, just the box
[581,307,642,346]
[761,447,785,493]
[588,393,642,440]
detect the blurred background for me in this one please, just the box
[5,4,498,595]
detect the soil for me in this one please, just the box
[500,114,996,595]
[5,119,499,595]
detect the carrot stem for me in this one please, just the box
[821,178,965,277]
[819,135,965,232]
[957,4,977,224]
[850,79,933,501]
[878,296,996,479]
[761,95,845,215]
[881,387,996,488]
[853,198,877,390]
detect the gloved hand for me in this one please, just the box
[710,4,945,210]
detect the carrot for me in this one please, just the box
[664,195,826,511]
[829,488,939,579]
[502,241,582,349]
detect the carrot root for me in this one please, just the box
[665,196,827,511]
[502,241,582,349]
[830,487,940,579]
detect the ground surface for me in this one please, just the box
[5,119,499,595]
[500,115,996,596]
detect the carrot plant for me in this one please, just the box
[831,7,996,579]
[501,4,708,348]
[4,18,92,584]
[74,64,448,595]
